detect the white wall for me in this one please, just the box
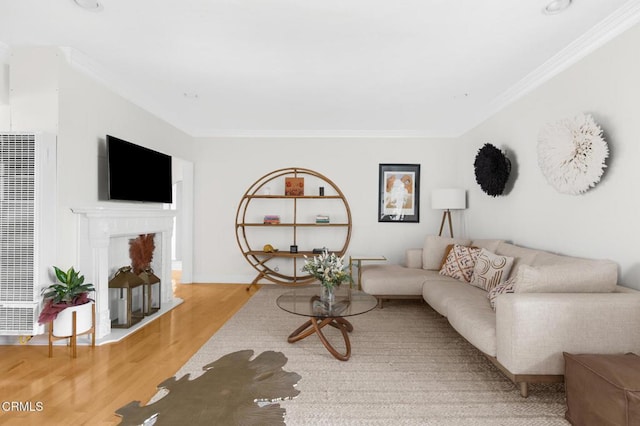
[0,60,9,128]
[5,22,640,290]
[7,47,196,273]
[458,22,640,289]
[191,137,460,283]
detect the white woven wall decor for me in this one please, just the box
[537,113,609,195]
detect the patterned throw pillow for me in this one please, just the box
[488,277,516,310]
[469,248,515,292]
[439,244,481,283]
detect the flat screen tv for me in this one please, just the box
[107,135,173,203]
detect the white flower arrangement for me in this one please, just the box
[302,249,351,289]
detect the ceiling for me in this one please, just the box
[1,0,639,138]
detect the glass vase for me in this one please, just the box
[321,285,335,304]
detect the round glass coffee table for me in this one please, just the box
[276,286,378,361]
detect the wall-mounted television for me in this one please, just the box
[107,135,173,203]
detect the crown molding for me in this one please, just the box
[190,129,454,139]
[57,1,640,140]
[184,3,640,140]
[477,1,640,130]
[60,46,181,130]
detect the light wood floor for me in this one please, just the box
[0,282,259,425]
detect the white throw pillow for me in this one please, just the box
[469,249,514,291]
[422,235,471,270]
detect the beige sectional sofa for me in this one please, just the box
[360,236,640,397]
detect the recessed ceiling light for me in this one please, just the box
[73,0,103,12]
[543,0,572,15]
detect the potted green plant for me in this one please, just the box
[38,266,95,337]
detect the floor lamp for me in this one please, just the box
[431,189,466,237]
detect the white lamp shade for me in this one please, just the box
[431,189,466,210]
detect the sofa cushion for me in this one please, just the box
[361,264,436,296]
[471,239,503,252]
[513,260,618,293]
[439,244,481,282]
[422,279,486,317]
[422,235,472,270]
[446,294,497,357]
[469,249,514,291]
[495,242,539,278]
[404,248,424,268]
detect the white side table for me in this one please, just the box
[349,255,387,290]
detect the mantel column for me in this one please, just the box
[74,212,113,338]
[89,237,111,338]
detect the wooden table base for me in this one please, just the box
[287,317,354,361]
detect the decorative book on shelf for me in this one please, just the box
[315,215,330,224]
[263,215,281,224]
[285,177,304,196]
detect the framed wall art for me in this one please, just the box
[378,164,420,223]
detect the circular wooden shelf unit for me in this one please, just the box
[235,167,352,286]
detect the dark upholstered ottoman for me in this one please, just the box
[564,352,640,426]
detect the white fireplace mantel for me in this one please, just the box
[72,207,176,338]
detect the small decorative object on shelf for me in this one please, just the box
[263,215,280,224]
[263,244,278,253]
[302,249,352,304]
[315,214,330,224]
[285,177,304,196]
[289,245,298,253]
[319,186,325,196]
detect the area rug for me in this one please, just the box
[116,350,301,425]
[174,286,569,425]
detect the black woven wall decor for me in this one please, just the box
[474,143,511,197]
